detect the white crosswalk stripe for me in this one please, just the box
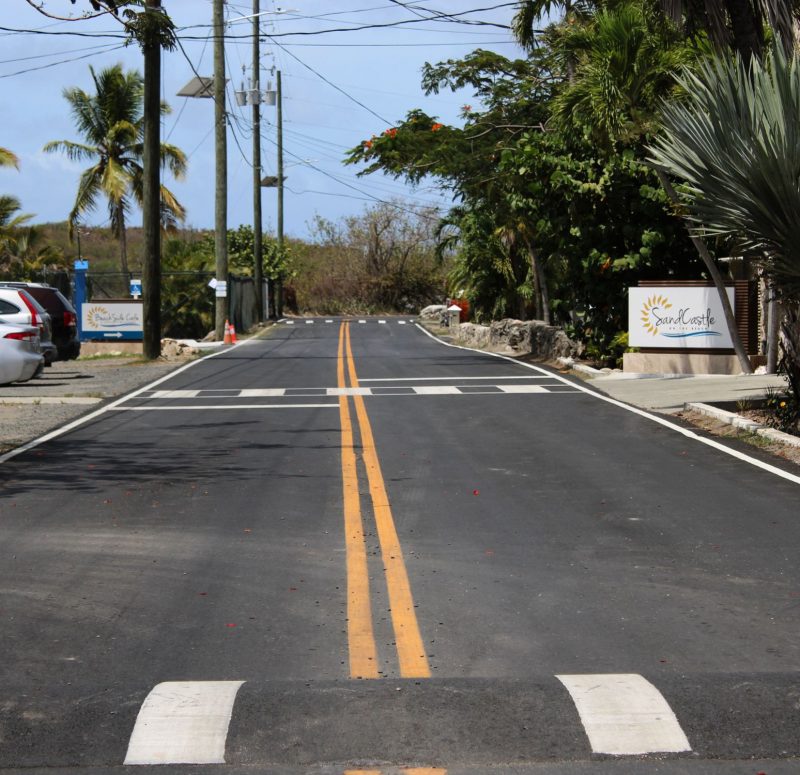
[129,382,581,404]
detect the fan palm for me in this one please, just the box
[44,64,187,275]
[648,47,800,396]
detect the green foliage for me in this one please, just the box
[649,46,800,303]
[764,386,800,436]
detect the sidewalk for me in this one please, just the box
[583,370,787,412]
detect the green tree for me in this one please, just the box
[648,47,800,400]
[0,224,65,280]
[512,0,799,60]
[43,63,187,276]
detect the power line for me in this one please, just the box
[0,42,126,78]
[268,39,391,126]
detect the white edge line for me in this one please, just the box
[111,404,338,411]
[0,338,253,465]
[414,323,800,486]
[359,375,551,382]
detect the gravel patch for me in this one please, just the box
[0,355,199,454]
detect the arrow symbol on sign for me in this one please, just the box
[103,332,123,339]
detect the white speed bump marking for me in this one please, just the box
[498,384,548,394]
[412,386,461,395]
[149,390,201,399]
[326,387,372,396]
[556,674,690,755]
[124,681,245,765]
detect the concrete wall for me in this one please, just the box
[79,341,143,357]
[623,352,759,375]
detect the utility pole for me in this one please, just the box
[142,0,162,359]
[252,0,264,323]
[213,0,228,340]
[276,69,284,318]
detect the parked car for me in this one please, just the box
[0,321,43,384]
[0,287,58,365]
[0,282,80,360]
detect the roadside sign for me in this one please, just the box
[80,301,143,341]
[215,280,228,298]
[130,279,142,299]
[629,286,735,349]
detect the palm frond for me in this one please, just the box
[42,140,98,162]
[0,146,20,169]
[648,47,800,301]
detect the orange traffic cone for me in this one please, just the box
[229,321,238,344]
[223,319,232,345]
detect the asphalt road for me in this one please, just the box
[1,318,798,774]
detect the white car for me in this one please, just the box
[0,322,44,385]
[0,287,57,366]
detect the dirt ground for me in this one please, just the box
[676,407,800,470]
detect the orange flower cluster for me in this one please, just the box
[431,123,443,132]
[384,128,398,138]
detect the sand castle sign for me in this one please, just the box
[629,287,735,349]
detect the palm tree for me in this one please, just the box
[0,196,31,238]
[648,47,800,398]
[547,3,693,148]
[44,63,187,275]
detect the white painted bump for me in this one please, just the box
[124,680,245,765]
[149,390,201,399]
[412,386,461,395]
[556,674,691,755]
[497,385,548,394]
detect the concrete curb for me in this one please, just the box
[686,401,800,448]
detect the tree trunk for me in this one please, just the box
[724,0,765,60]
[524,236,550,324]
[118,212,129,277]
[656,169,753,374]
[766,280,781,373]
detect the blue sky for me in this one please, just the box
[0,1,524,240]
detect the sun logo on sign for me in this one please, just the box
[640,294,671,336]
[87,306,109,328]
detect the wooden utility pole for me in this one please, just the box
[213,0,229,339]
[276,69,284,318]
[142,0,162,359]
[252,0,264,323]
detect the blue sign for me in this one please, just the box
[130,279,142,298]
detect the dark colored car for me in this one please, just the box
[0,283,81,361]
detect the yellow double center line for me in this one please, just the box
[337,322,430,680]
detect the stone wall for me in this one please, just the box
[450,318,581,361]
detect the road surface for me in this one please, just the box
[1,318,798,774]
